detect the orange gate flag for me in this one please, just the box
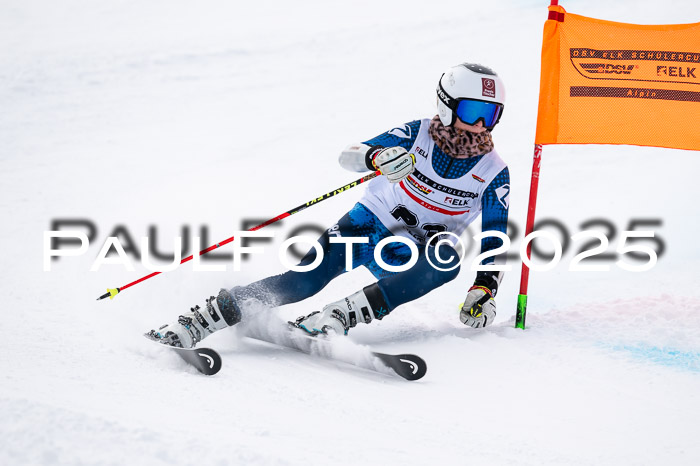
[535,4,700,151]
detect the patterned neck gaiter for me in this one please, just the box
[428,115,494,159]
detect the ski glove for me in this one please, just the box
[460,286,496,328]
[369,146,415,183]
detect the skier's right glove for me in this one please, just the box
[368,146,415,183]
[459,286,496,328]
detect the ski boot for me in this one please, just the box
[146,289,242,348]
[291,284,389,336]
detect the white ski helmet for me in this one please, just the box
[436,63,506,129]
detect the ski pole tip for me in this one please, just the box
[96,288,120,301]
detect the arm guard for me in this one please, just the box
[338,143,384,172]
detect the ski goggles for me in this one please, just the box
[437,82,504,129]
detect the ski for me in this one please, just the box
[143,320,426,380]
[145,336,222,376]
[244,324,427,381]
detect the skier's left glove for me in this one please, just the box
[460,286,496,328]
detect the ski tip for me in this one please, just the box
[144,334,223,376]
[374,353,427,381]
[193,347,223,376]
[396,354,428,381]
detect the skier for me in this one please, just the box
[148,63,510,348]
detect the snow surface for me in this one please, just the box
[1,0,700,464]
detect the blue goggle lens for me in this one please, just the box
[454,100,503,128]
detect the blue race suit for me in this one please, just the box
[230,120,510,316]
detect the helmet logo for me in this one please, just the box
[436,86,451,105]
[482,78,496,98]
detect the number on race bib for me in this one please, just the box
[391,205,419,227]
[391,205,447,241]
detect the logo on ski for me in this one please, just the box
[198,352,216,369]
[399,358,419,375]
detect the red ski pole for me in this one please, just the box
[96,170,380,301]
